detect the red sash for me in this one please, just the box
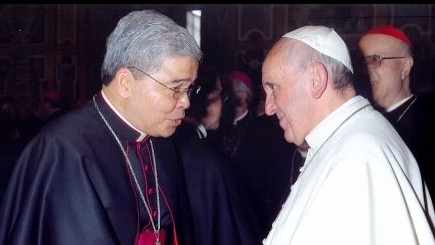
[138,228,167,245]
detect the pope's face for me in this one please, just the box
[262,38,311,146]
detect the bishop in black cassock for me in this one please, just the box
[0,93,194,245]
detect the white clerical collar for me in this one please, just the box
[233,109,249,125]
[298,148,308,158]
[197,124,207,139]
[385,95,413,113]
[101,90,147,142]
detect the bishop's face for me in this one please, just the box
[124,56,199,137]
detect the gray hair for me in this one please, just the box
[284,40,353,91]
[101,9,203,84]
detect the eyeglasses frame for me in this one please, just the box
[127,66,199,100]
[364,55,406,69]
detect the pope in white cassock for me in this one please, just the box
[261,25,435,245]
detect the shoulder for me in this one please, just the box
[37,104,103,142]
[334,128,414,167]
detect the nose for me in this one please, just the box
[264,95,276,116]
[178,94,191,109]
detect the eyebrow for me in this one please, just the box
[263,81,275,87]
[167,76,196,86]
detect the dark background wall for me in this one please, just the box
[0,4,433,112]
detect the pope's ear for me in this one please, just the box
[310,61,328,99]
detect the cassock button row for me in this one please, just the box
[153,210,158,217]
[148,188,154,195]
[144,165,149,172]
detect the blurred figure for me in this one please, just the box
[0,95,22,156]
[254,85,267,117]
[262,25,435,244]
[358,25,435,204]
[39,89,67,126]
[207,70,254,162]
[17,96,43,148]
[0,95,22,202]
[0,94,45,201]
[171,64,258,245]
[0,9,202,245]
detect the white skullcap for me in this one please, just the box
[283,25,353,73]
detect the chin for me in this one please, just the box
[283,133,294,144]
[167,129,177,137]
[159,127,177,138]
[208,123,219,130]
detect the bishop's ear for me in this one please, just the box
[116,67,135,98]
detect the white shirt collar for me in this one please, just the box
[233,109,249,125]
[385,95,413,113]
[197,124,207,139]
[101,90,147,142]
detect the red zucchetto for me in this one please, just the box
[364,25,412,47]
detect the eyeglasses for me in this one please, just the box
[364,55,406,69]
[127,66,200,100]
[208,89,229,103]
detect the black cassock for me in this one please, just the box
[171,121,259,245]
[0,93,194,245]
